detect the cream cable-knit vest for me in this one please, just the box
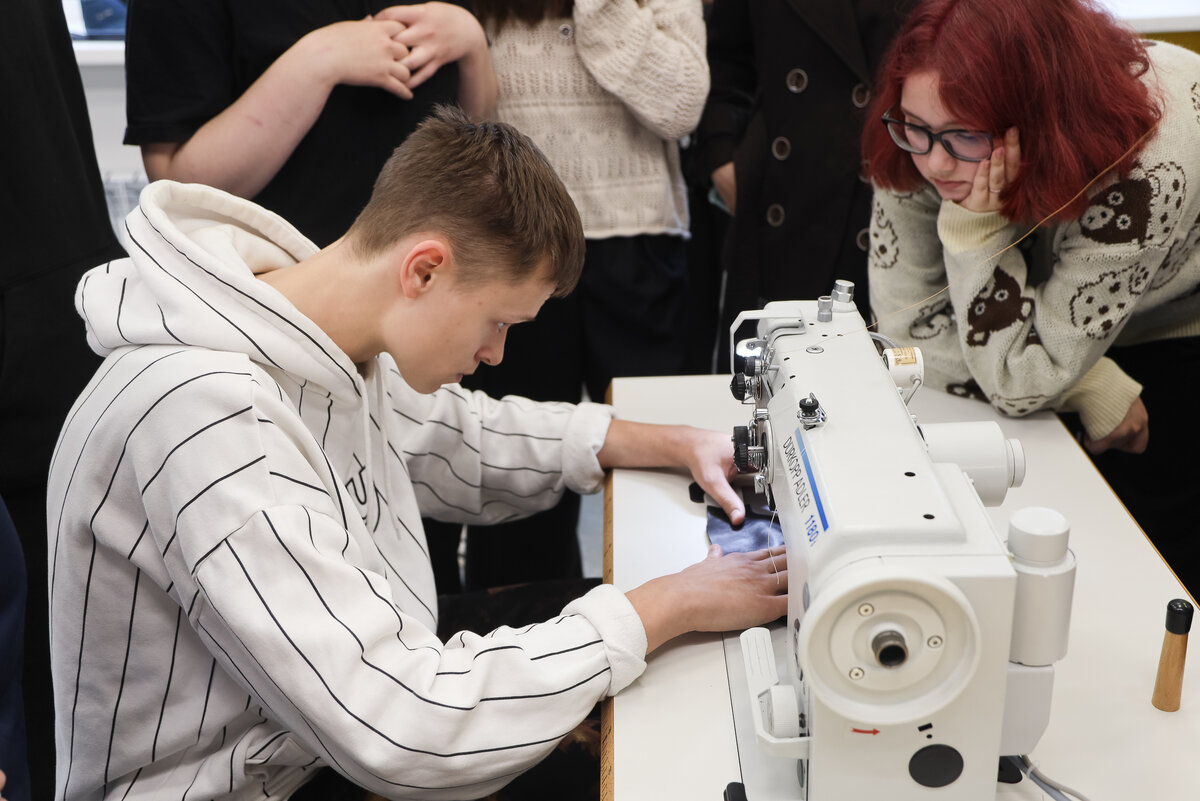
[488,0,708,239]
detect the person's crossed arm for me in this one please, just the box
[142,4,495,201]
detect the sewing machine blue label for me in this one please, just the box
[785,428,828,545]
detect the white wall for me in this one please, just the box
[1096,0,1200,33]
[75,41,141,177]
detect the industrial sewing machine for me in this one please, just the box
[727,283,1076,800]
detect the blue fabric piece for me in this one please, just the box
[706,505,783,554]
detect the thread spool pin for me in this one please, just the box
[1151,598,1193,712]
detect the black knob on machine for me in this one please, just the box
[731,373,750,401]
[734,443,750,474]
[732,425,751,473]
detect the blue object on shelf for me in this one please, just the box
[80,0,126,40]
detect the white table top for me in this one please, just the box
[606,374,1199,801]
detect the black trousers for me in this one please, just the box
[0,496,30,801]
[428,234,690,593]
[1061,336,1200,597]
[0,262,106,799]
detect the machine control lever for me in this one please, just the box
[798,393,826,428]
[740,627,810,758]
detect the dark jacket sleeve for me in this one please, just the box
[694,0,756,178]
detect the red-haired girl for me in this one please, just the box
[862,0,1200,590]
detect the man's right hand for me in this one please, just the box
[625,544,788,654]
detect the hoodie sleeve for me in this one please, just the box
[383,362,615,526]
[115,354,643,799]
[190,512,645,799]
[694,0,755,179]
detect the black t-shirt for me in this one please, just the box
[2,0,125,288]
[124,0,466,247]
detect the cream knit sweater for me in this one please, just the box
[488,0,709,239]
[869,41,1200,439]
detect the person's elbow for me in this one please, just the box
[140,141,185,182]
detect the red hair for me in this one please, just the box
[861,0,1162,223]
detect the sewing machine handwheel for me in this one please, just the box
[796,565,981,725]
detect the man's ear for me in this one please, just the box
[396,238,452,298]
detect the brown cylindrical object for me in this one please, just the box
[1152,599,1193,712]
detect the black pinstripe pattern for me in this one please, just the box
[47,183,630,800]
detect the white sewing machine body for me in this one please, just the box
[730,292,1074,799]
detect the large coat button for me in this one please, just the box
[852,83,871,108]
[772,136,791,160]
[786,68,809,93]
[856,227,870,251]
[767,204,786,227]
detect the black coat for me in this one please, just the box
[696,0,913,329]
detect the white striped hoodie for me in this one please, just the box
[46,181,647,801]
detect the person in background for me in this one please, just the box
[862,0,1200,592]
[443,0,709,590]
[48,107,786,801]
[124,0,499,595]
[122,0,496,248]
[1,2,128,797]
[678,0,730,375]
[695,0,914,370]
[0,497,29,801]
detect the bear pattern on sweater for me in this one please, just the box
[965,266,1034,347]
[1076,161,1185,247]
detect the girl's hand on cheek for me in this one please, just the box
[960,127,1020,215]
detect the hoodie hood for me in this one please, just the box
[77,181,365,403]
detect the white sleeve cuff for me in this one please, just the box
[563,583,648,695]
[562,401,615,495]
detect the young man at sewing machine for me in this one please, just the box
[46,106,787,801]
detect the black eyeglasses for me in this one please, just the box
[881,107,994,162]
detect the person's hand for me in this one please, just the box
[375,2,489,90]
[1085,397,1149,454]
[626,544,788,653]
[680,428,745,526]
[960,127,1020,214]
[597,423,744,524]
[711,161,737,215]
[1,767,7,801]
[300,18,414,99]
